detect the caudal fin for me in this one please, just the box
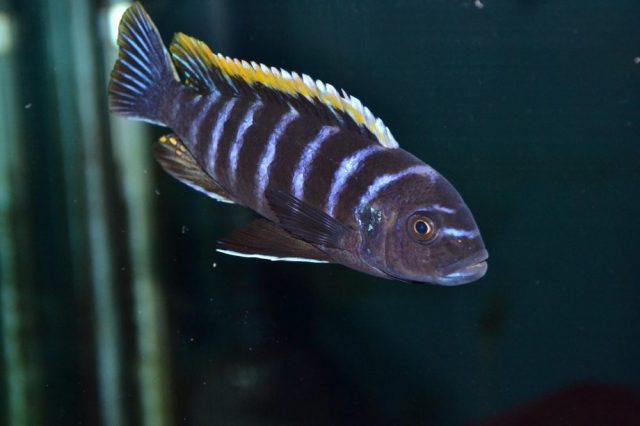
[108,3,178,125]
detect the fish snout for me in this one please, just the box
[435,249,489,286]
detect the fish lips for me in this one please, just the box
[434,249,489,286]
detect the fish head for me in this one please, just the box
[357,173,488,286]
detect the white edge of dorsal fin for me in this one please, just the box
[295,68,399,148]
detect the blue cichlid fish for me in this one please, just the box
[109,3,488,285]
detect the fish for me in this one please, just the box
[108,3,488,285]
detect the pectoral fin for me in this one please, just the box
[153,134,235,204]
[265,189,347,249]
[217,219,330,263]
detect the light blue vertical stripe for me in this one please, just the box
[356,165,437,213]
[291,126,339,200]
[228,100,263,188]
[326,145,381,217]
[256,108,299,208]
[189,92,219,141]
[206,97,237,178]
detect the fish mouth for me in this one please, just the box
[435,249,489,286]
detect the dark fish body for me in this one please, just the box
[109,3,488,285]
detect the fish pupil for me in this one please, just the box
[415,220,428,234]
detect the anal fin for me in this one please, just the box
[153,134,235,204]
[217,219,330,263]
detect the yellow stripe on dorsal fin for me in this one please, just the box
[169,33,399,149]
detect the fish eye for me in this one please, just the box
[408,214,437,242]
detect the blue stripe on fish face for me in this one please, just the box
[291,126,340,200]
[431,204,457,214]
[206,97,238,180]
[256,107,300,209]
[326,145,383,217]
[439,227,480,239]
[228,100,263,189]
[355,165,438,215]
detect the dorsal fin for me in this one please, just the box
[169,33,399,149]
[169,33,225,93]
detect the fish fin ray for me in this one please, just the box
[170,33,224,93]
[217,219,330,263]
[109,3,179,125]
[153,134,236,204]
[265,189,347,249]
[169,33,398,148]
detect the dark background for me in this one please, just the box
[1,0,638,425]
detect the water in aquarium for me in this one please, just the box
[1,1,639,425]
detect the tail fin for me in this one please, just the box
[108,3,178,125]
